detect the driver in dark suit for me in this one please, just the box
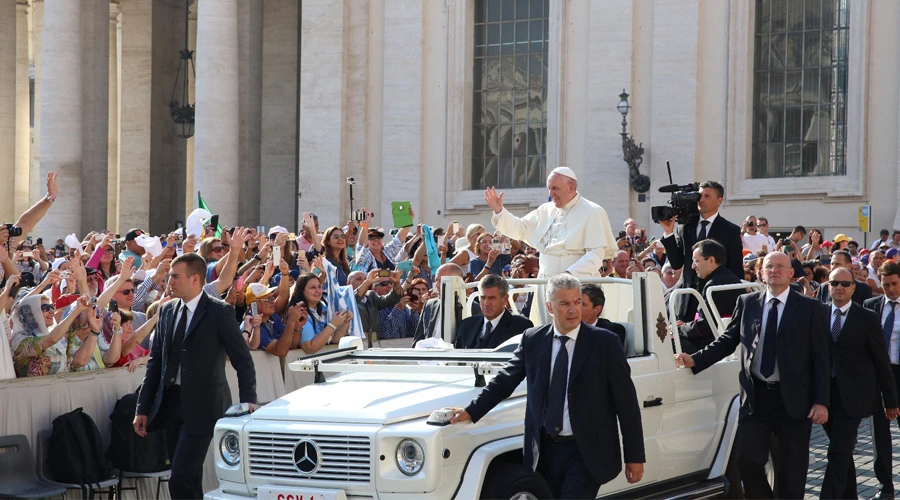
[658,181,744,322]
[453,274,533,349]
[448,274,645,499]
[134,253,257,499]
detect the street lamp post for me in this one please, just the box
[169,0,195,139]
[618,89,650,193]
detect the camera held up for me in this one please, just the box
[650,162,701,226]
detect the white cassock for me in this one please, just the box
[492,193,617,278]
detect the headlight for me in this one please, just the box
[220,431,241,466]
[395,439,425,476]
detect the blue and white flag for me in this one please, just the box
[322,258,365,339]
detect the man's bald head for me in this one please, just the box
[613,250,630,277]
[761,251,792,294]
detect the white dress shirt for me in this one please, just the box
[173,292,203,385]
[481,310,505,339]
[881,297,900,365]
[750,287,791,382]
[549,323,580,436]
[663,212,719,239]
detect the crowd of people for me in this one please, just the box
[3,168,900,499]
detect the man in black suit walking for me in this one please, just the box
[863,261,900,500]
[454,274,533,349]
[448,274,645,499]
[675,252,830,499]
[134,253,257,499]
[820,267,898,499]
[659,180,744,322]
[817,250,873,305]
[580,283,627,346]
[677,239,746,353]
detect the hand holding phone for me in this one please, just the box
[251,302,259,317]
[273,245,282,267]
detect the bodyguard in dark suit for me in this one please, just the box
[677,240,746,353]
[658,181,744,322]
[580,283,627,346]
[135,254,257,499]
[863,261,900,500]
[454,274,533,349]
[676,252,830,499]
[448,274,645,499]
[819,268,898,499]
[816,251,873,305]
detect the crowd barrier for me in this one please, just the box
[0,339,413,499]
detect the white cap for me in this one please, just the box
[269,225,288,237]
[51,258,68,271]
[135,235,164,258]
[549,166,578,182]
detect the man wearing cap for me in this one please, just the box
[120,228,146,270]
[244,282,306,358]
[887,247,900,264]
[348,270,403,346]
[484,167,616,279]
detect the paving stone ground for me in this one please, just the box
[804,418,899,499]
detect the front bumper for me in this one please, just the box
[204,487,458,500]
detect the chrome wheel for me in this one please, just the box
[510,493,539,500]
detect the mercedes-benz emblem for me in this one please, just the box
[292,440,321,474]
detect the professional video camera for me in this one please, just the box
[650,162,701,225]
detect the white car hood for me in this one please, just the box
[250,371,525,424]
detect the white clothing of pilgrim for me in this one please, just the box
[491,167,617,278]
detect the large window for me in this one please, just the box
[751,0,849,178]
[471,0,549,190]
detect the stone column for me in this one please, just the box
[14,0,29,216]
[184,11,196,219]
[29,0,42,210]
[0,0,16,220]
[39,0,83,238]
[237,0,262,227]
[107,3,120,231]
[118,0,152,232]
[194,0,240,226]
[260,0,299,229]
[81,0,109,231]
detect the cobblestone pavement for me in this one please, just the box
[804,418,897,499]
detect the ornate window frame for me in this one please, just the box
[724,0,868,201]
[444,0,563,212]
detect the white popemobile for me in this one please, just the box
[205,273,765,500]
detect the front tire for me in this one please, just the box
[480,462,554,500]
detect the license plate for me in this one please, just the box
[256,486,346,500]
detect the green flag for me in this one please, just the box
[198,192,223,238]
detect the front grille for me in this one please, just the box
[247,431,372,483]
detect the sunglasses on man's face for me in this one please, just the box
[40,304,55,313]
[375,281,392,287]
[829,280,854,288]
[119,289,134,296]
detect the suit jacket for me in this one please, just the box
[465,323,645,486]
[661,214,744,320]
[411,298,441,347]
[863,296,900,352]
[816,279,873,305]
[593,318,627,346]
[691,289,830,419]
[453,310,534,349]
[822,302,898,418]
[137,292,257,427]
[678,265,745,346]
[355,289,401,333]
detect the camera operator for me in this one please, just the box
[658,181,743,322]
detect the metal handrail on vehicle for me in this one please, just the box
[668,281,764,355]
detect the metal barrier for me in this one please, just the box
[668,281,764,356]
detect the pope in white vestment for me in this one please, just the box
[487,167,617,278]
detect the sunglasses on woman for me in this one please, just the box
[40,304,55,313]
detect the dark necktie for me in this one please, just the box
[884,301,897,356]
[164,303,189,388]
[544,335,570,438]
[831,308,844,377]
[698,220,710,241]
[476,321,493,349]
[759,298,780,378]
